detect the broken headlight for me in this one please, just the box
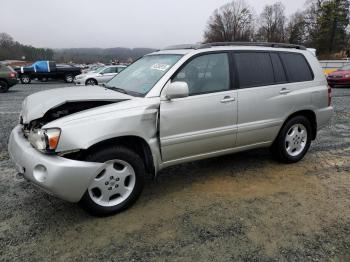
[28,128,61,152]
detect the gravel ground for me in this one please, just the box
[0,82,349,261]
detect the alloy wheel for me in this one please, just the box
[285,123,307,157]
[88,160,136,207]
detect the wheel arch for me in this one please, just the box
[85,136,156,177]
[281,110,317,141]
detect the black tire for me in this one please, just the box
[0,80,8,93]
[20,75,31,84]
[80,146,145,216]
[270,115,312,163]
[64,74,74,83]
[85,78,97,86]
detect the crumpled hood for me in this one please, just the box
[21,86,132,123]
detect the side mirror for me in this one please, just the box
[164,81,189,100]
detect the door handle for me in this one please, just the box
[280,88,291,94]
[221,96,236,103]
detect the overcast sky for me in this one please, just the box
[2,0,306,49]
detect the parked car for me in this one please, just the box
[81,64,105,74]
[327,64,350,87]
[15,61,81,84]
[74,65,126,85]
[0,63,18,93]
[8,43,333,216]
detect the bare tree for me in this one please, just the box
[257,2,287,42]
[287,11,308,45]
[0,32,14,47]
[203,0,254,43]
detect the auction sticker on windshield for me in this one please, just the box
[151,63,170,71]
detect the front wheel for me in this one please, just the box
[271,116,312,163]
[85,78,97,86]
[80,146,145,216]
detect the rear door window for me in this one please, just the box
[279,53,314,82]
[234,52,274,88]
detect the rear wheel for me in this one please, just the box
[80,146,145,216]
[20,75,31,84]
[64,74,74,83]
[271,116,312,163]
[0,80,8,93]
[85,78,97,85]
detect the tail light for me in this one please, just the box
[8,72,16,78]
[327,85,332,106]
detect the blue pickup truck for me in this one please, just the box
[15,61,81,84]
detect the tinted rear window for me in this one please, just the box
[280,53,313,82]
[270,53,287,84]
[235,52,274,88]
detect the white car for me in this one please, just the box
[74,65,126,86]
[8,43,333,216]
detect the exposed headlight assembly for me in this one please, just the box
[28,128,61,152]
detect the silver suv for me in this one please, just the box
[8,43,333,216]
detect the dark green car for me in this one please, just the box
[0,64,18,93]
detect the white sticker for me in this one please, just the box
[151,63,170,71]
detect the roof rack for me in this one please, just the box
[162,44,201,50]
[162,42,307,51]
[200,42,307,50]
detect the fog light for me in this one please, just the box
[33,165,48,182]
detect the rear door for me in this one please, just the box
[159,52,238,162]
[234,51,314,147]
[97,67,118,83]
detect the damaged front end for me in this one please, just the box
[22,100,117,134]
[21,100,119,155]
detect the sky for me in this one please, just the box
[1,0,307,49]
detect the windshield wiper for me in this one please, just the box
[103,84,144,97]
[104,84,127,94]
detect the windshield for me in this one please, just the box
[340,64,350,70]
[106,54,182,96]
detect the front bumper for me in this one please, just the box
[73,79,85,85]
[8,125,104,202]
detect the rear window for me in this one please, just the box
[270,53,287,84]
[234,52,274,88]
[279,53,313,82]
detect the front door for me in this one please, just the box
[159,53,238,162]
[97,67,118,83]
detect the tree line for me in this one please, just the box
[204,0,350,58]
[0,33,54,61]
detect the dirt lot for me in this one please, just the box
[0,83,349,261]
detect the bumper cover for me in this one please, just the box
[316,106,334,130]
[8,125,104,202]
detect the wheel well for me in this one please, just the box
[86,136,155,176]
[284,110,317,140]
[85,78,97,85]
